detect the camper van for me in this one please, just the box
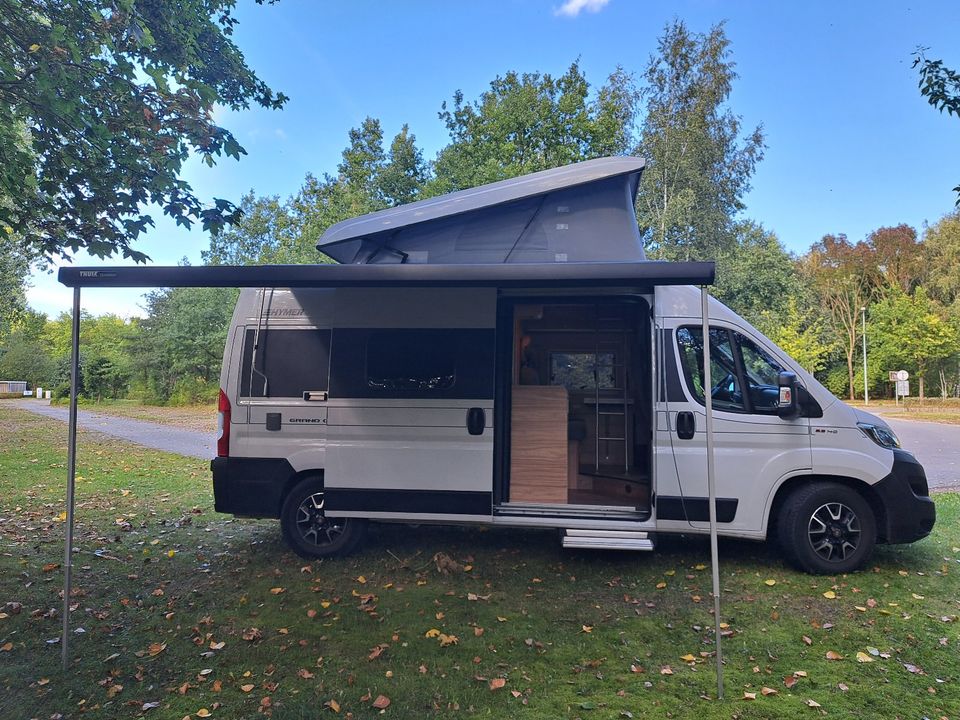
[210,157,935,574]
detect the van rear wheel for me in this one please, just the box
[281,478,366,558]
[777,482,876,574]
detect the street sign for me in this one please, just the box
[897,380,910,397]
[888,371,899,382]
[896,370,910,381]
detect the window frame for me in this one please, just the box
[675,325,787,416]
[239,326,331,400]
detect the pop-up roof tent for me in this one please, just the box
[56,156,725,695]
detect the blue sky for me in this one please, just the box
[27,0,960,317]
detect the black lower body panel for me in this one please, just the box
[211,457,296,518]
[874,449,936,544]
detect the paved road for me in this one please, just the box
[882,416,959,492]
[8,400,214,460]
[7,401,958,490]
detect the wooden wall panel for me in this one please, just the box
[509,385,568,503]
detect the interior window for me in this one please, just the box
[549,352,616,391]
[676,327,745,412]
[240,328,331,398]
[366,330,456,392]
[737,333,785,413]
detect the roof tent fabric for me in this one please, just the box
[58,260,714,289]
[316,157,646,265]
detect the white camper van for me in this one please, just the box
[211,158,934,574]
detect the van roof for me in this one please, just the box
[316,157,647,265]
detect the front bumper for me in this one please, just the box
[873,449,936,544]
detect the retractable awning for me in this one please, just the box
[58,260,714,289]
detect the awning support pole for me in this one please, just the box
[61,286,80,672]
[701,285,724,699]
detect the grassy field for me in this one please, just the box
[1,408,958,720]
[851,399,960,426]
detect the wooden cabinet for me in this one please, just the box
[509,385,568,503]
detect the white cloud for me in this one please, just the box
[554,0,610,18]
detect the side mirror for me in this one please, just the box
[777,371,799,419]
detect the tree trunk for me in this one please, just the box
[919,374,925,404]
[846,349,855,401]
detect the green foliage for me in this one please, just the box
[913,51,960,205]
[868,286,958,400]
[133,287,237,403]
[428,61,639,195]
[713,221,801,326]
[758,297,834,375]
[636,21,764,261]
[924,209,960,305]
[0,234,35,338]
[0,0,286,262]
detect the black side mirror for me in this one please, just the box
[777,371,799,419]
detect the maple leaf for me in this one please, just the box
[438,633,458,647]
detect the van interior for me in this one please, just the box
[504,299,652,516]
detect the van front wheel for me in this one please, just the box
[281,478,366,558]
[777,482,876,574]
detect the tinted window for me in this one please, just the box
[240,328,330,398]
[737,333,784,413]
[366,330,456,392]
[676,327,745,412]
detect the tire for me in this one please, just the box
[776,482,876,575]
[280,477,366,559]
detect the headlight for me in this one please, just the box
[858,422,901,449]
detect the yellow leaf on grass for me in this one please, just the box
[694,564,707,570]
[147,642,166,657]
[29,43,40,51]
[680,654,696,663]
[196,710,211,718]
[424,628,441,638]
[856,652,874,663]
[167,550,176,558]
[912,593,925,600]
[320,601,331,609]
[822,591,836,599]
[356,575,367,584]
[325,699,341,713]
[581,625,593,633]
[825,650,843,660]
[656,582,667,590]
[764,579,777,586]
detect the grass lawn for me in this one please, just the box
[1,407,958,720]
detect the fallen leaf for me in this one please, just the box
[238,682,255,692]
[106,684,123,698]
[147,642,167,657]
[825,650,843,660]
[764,579,776,586]
[912,593,925,600]
[42,563,59,572]
[694,564,707,570]
[209,641,225,650]
[357,575,367,584]
[802,635,812,646]
[742,691,756,700]
[424,628,440,638]
[489,678,506,690]
[473,627,484,637]
[655,582,667,590]
[680,654,696,663]
[212,679,222,692]
[196,710,211,718]
[511,690,522,698]
[838,682,849,691]
[761,687,778,696]
[325,699,341,713]
[660,666,673,675]
[822,591,836,599]
[581,625,593,633]
[784,675,797,689]
[298,668,315,679]
[438,633,458,647]
[269,587,285,595]
[0,642,12,652]
[805,699,821,708]
[372,694,390,709]
[856,652,874,663]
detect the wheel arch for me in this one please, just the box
[277,469,325,517]
[765,474,887,543]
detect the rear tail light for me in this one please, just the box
[217,389,231,457]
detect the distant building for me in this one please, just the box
[0,381,28,394]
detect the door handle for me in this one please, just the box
[676,411,695,440]
[467,407,486,436]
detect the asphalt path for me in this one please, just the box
[9,400,214,460]
[882,416,960,492]
[7,401,958,491]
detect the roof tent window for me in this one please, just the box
[240,328,331,398]
[366,330,456,392]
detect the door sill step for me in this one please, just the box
[562,528,655,551]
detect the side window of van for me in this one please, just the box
[240,328,331,398]
[736,333,784,413]
[676,327,745,412]
[366,330,456,392]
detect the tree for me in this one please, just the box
[0,234,34,338]
[869,287,957,401]
[636,20,764,261]
[0,0,287,262]
[377,124,428,207]
[758,297,833,375]
[867,224,922,293]
[202,192,300,266]
[428,61,639,194]
[924,210,960,305]
[913,51,960,206]
[801,234,878,400]
[712,221,801,326]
